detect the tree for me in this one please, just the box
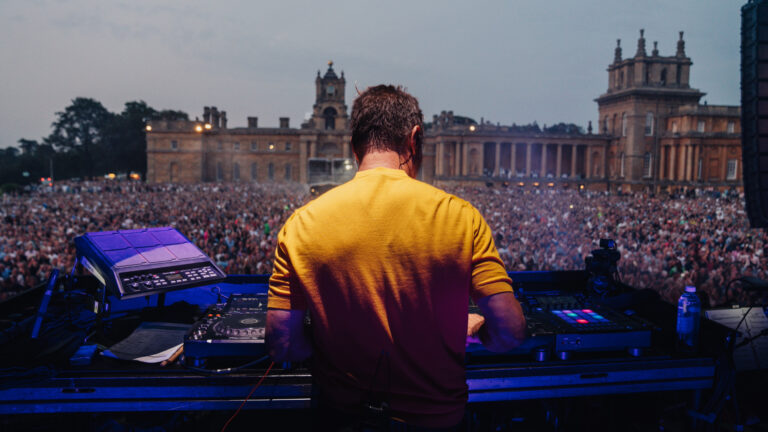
[157,109,189,121]
[44,97,114,177]
[103,101,157,175]
[18,138,39,155]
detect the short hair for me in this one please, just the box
[350,85,424,165]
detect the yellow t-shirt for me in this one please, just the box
[269,167,512,427]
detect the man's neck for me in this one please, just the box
[357,151,403,172]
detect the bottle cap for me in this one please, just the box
[685,286,696,293]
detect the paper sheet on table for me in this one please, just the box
[101,322,191,363]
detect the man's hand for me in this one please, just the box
[476,292,526,352]
[466,313,485,346]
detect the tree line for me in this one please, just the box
[1,98,187,191]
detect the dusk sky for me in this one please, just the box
[0,0,740,149]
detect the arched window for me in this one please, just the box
[251,163,258,181]
[233,162,240,181]
[660,69,667,86]
[603,115,609,134]
[621,113,627,137]
[620,152,625,177]
[645,112,654,136]
[618,70,624,88]
[643,152,653,178]
[323,107,337,130]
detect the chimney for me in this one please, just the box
[203,106,211,124]
[220,111,227,129]
[280,117,290,128]
[211,107,220,129]
[248,117,258,128]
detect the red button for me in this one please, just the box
[576,319,589,324]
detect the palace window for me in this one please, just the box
[285,142,292,151]
[233,142,240,151]
[233,163,240,181]
[727,121,735,133]
[217,141,223,150]
[251,141,258,151]
[621,113,627,137]
[170,140,178,150]
[727,159,738,180]
[643,152,653,178]
[251,163,258,181]
[268,163,274,180]
[672,121,678,133]
[603,116,609,134]
[645,112,654,136]
[285,164,292,181]
[324,107,337,130]
[697,120,705,133]
[660,69,667,86]
[216,162,223,181]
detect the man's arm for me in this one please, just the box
[266,309,312,362]
[475,291,526,352]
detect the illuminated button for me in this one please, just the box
[594,315,605,320]
[562,310,572,314]
[552,310,562,314]
[576,319,589,324]
[582,309,593,313]
[567,313,578,317]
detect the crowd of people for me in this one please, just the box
[1,179,766,307]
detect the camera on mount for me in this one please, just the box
[585,239,622,297]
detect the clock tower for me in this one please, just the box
[307,61,348,130]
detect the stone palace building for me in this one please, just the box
[146,31,741,192]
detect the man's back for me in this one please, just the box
[269,167,513,427]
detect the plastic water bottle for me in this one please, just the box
[676,286,701,353]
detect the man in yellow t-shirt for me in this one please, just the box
[267,85,526,430]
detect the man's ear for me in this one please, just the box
[408,125,421,156]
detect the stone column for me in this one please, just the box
[571,145,577,178]
[585,145,592,179]
[494,142,501,176]
[462,141,469,176]
[659,145,666,180]
[556,144,563,177]
[692,144,699,181]
[601,146,607,179]
[511,144,517,176]
[310,141,317,158]
[525,143,532,176]
[540,144,547,175]
[669,144,677,181]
